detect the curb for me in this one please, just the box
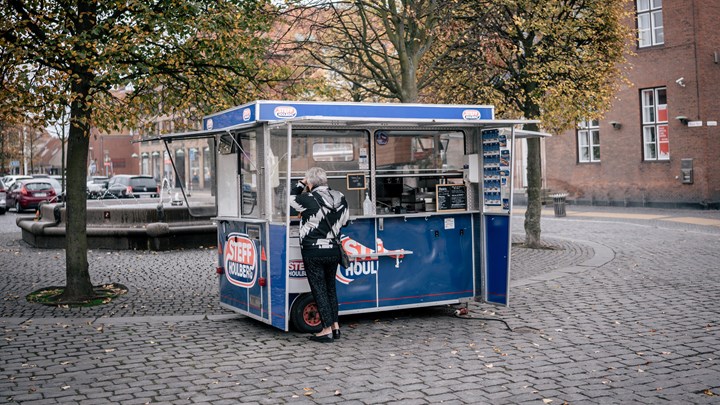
[0,314,244,326]
[511,236,615,287]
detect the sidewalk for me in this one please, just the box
[518,204,720,233]
[1,206,719,404]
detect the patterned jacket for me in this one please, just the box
[289,184,349,257]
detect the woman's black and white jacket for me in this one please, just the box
[289,183,349,258]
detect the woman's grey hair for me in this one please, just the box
[305,167,327,187]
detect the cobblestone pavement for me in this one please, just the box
[1,206,719,404]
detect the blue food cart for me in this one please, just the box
[157,100,545,332]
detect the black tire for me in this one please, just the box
[15,201,22,213]
[290,293,323,333]
[0,207,5,215]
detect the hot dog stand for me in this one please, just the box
[155,100,546,332]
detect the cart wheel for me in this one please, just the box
[290,293,323,333]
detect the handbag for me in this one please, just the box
[312,193,351,268]
[338,242,351,269]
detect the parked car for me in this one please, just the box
[0,178,6,215]
[6,179,57,213]
[105,175,159,199]
[2,175,32,189]
[45,177,65,202]
[86,176,109,198]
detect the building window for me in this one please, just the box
[641,87,669,161]
[577,119,600,163]
[637,0,663,48]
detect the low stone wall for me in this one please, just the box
[18,203,217,251]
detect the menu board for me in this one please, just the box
[346,173,367,190]
[436,184,467,212]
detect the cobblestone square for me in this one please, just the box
[1,206,719,404]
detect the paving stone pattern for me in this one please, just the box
[0,233,225,319]
[1,208,719,404]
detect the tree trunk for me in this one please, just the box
[59,81,93,301]
[400,63,419,103]
[524,135,542,247]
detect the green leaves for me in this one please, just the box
[1,0,282,131]
[427,0,630,132]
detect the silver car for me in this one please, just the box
[2,175,32,189]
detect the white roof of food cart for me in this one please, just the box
[143,100,550,142]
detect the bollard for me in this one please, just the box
[550,193,568,217]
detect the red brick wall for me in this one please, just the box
[545,0,720,207]
[88,134,140,176]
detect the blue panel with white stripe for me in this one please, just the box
[204,100,494,130]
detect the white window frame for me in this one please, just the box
[641,87,669,161]
[577,119,600,163]
[637,0,664,48]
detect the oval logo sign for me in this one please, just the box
[206,118,214,130]
[242,108,251,121]
[224,233,257,288]
[462,109,481,120]
[274,106,297,119]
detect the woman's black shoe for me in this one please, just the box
[308,333,333,343]
[332,329,341,340]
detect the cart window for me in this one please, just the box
[373,130,465,214]
[289,129,370,217]
[270,127,289,222]
[238,131,259,217]
[159,137,217,217]
[375,130,465,174]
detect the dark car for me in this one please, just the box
[0,178,6,215]
[6,179,57,213]
[105,175,159,199]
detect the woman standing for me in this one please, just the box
[290,167,349,342]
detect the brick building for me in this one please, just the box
[88,128,139,177]
[544,0,720,208]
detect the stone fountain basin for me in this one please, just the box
[17,200,217,251]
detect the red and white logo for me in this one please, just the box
[288,260,306,278]
[462,109,481,120]
[335,236,407,285]
[274,106,297,119]
[242,108,251,121]
[224,233,257,288]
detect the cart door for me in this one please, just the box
[483,214,510,305]
[218,220,269,322]
[376,215,474,307]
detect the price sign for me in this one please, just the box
[436,184,467,212]
[346,173,366,190]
